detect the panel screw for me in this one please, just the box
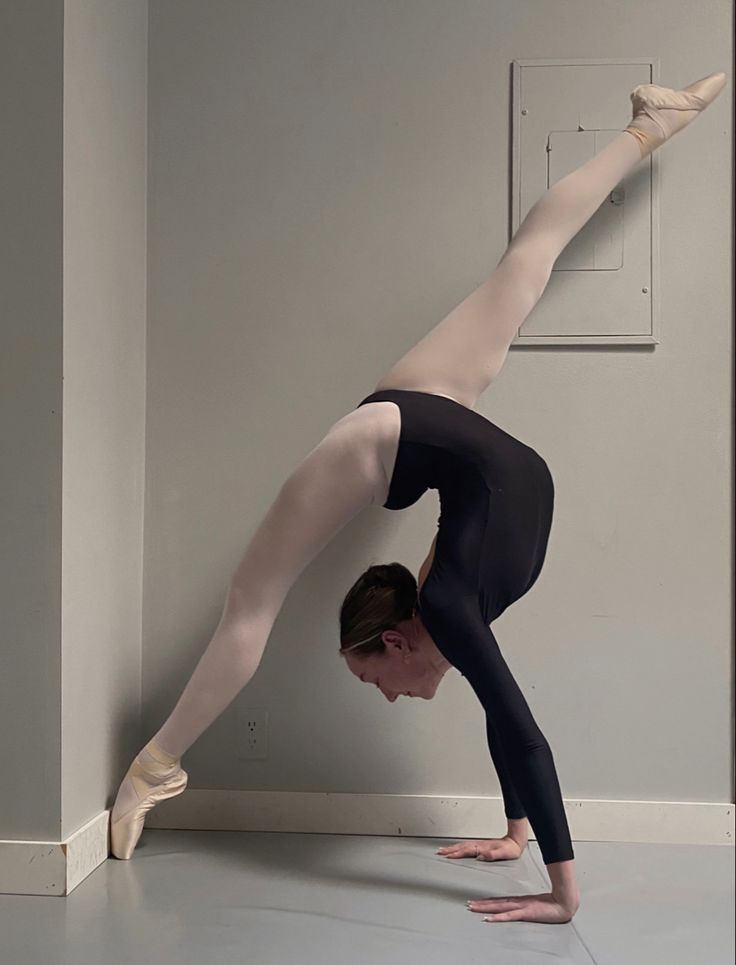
[642,287,649,293]
[521,108,528,115]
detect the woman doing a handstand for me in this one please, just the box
[110,71,726,924]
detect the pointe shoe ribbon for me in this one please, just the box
[110,745,188,860]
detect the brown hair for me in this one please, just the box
[338,562,418,659]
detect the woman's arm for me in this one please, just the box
[422,537,532,850]
[417,589,577,882]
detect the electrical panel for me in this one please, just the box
[511,58,660,344]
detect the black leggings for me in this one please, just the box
[357,388,574,866]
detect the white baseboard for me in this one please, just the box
[146,789,735,846]
[2,792,732,896]
[0,810,108,897]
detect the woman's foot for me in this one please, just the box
[110,737,188,859]
[624,70,727,157]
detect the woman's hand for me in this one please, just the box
[436,839,579,923]
[467,891,578,924]
[436,835,525,862]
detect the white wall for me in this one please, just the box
[61,0,148,839]
[0,0,64,839]
[1,0,148,844]
[144,0,733,810]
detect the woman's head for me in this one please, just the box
[338,562,452,701]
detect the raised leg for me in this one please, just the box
[374,130,643,409]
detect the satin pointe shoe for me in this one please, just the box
[110,738,188,859]
[625,70,727,156]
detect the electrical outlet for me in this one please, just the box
[236,706,268,760]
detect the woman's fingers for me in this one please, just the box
[436,839,485,857]
[436,836,523,861]
[468,897,523,909]
[436,844,467,857]
[466,893,576,924]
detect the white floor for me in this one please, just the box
[1,831,733,964]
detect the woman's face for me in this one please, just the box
[344,612,453,702]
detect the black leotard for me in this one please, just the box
[356,388,574,866]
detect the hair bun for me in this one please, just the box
[339,561,419,658]
[368,562,412,590]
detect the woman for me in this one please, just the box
[110,71,726,922]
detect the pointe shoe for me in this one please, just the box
[625,70,728,156]
[110,739,188,859]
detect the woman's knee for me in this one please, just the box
[221,577,283,636]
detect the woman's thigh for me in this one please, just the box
[227,415,379,619]
[373,248,554,409]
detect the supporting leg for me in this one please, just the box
[151,593,276,760]
[110,417,378,855]
[109,590,273,858]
